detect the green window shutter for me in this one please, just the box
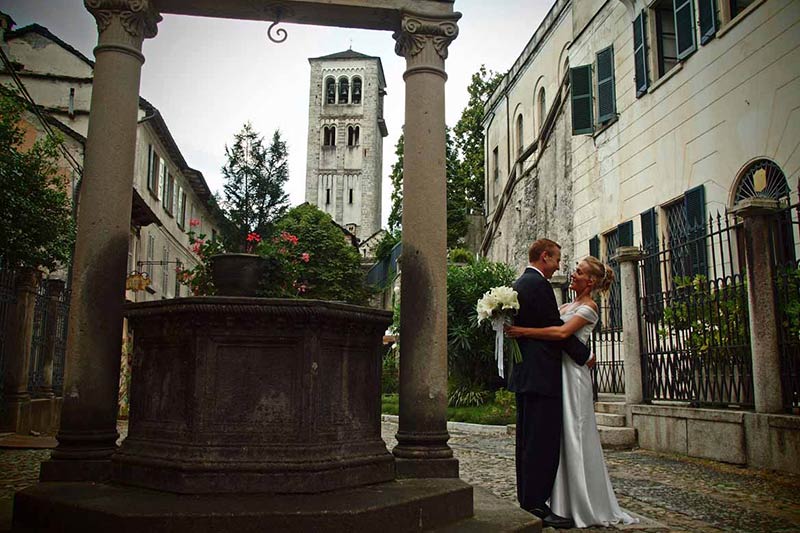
[684,185,707,277]
[589,235,600,258]
[674,0,697,60]
[147,145,154,192]
[596,45,617,123]
[640,208,663,321]
[618,220,633,247]
[633,11,649,97]
[698,0,717,45]
[570,65,594,135]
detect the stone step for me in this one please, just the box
[598,426,637,449]
[595,412,626,427]
[594,401,626,415]
[430,486,540,532]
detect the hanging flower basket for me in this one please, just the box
[210,253,266,297]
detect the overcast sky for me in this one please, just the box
[4,0,551,226]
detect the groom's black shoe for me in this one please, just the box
[531,508,575,529]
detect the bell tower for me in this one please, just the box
[305,50,387,241]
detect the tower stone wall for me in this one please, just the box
[305,51,387,241]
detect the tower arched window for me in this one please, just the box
[323,126,336,147]
[516,115,524,155]
[538,88,547,132]
[325,78,336,104]
[352,77,362,104]
[338,77,349,104]
[348,125,360,146]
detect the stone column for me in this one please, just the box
[0,268,40,434]
[392,12,460,478]
[730,198,784,414]
[40,0,160,482]
[550,274,569,307]
[39,279,66,399]
[614,246,645,406]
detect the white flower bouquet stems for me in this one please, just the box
[477,286,523,379]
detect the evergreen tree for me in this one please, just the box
[0,90,75,270]
[453,66,504,213]
[445,128,467,249]
[220,123,289,249]
[387,134,404,233]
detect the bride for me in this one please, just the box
[505,256,637,528]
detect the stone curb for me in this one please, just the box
[380,415,510,436]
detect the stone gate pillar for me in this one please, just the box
[40,0,160,482]
[731,198,784,414]
[0,267,40,434]
[392,11,460,478]
[614,246,644,407]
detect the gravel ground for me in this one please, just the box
[1,420,798,532]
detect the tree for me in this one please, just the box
[445,128,467,249]
[0,89,75,271]
[220,123,289,249]
[387,134,404,233]
[452,66,504,214]
[275,203,371,305]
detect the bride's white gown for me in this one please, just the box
[549,303,637,528]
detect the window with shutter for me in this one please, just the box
[684,185,707,277]
[605,229,622,329]
[570,65,593,135]
[673,0,697,60]
[698,0,717,45]
[618,220,633,247]
[147,145,156,193]
[633,11,649,96]
[640,208,663,321]
[654,0,678,78]
[596,45,616,124]
[589,235,600,258]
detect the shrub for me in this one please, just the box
[447,258,517,404]
[448,247,475,265]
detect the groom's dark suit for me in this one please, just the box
[509,267,591,514]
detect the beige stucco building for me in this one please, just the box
[1,21,221,301]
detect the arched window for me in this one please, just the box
[325,78,336,104]
[338,77,349,104]
[323,126,336,146]
[352,77,362,104]
[516,115,524,155]
[538,88,547,132]
[348,125,360,146]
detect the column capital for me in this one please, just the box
[393,11,460,77]
[613,246,644,263]
[84,0,161,41]
[730,197,783,218]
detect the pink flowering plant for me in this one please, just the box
[178,219,311,297]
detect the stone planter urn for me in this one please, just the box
[116,297,394,494]
[210,253,266,296]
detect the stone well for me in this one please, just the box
[113,297,395,494]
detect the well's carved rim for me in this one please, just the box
[124,297,392,325]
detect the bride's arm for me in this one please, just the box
[505,315,590,341]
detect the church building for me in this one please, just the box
[304,50,387,242]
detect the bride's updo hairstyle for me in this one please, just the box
[582,256,615,295]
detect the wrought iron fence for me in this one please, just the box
[771,202,800,413]
[590,231,625,399]
[28,282,49,395]
[26,281,70,397]
[638,212,754,407]
[52,288,70,396]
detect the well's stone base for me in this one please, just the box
[395,457,460,479]
[12,478,474,532]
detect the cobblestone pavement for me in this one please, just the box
[1,421,799,533]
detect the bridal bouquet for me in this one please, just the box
[476,286,523,378]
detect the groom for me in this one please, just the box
[509,238,592,529]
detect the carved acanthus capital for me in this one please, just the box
[84,0,161,40]
[393,13,460,61]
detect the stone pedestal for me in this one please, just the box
[0,267,40,434]
[613,246,645,407]
[731,198,784,414]
[115,298,394,494]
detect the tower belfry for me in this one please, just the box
[305,50,387,241]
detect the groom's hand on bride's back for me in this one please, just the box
[586,354,596,369]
